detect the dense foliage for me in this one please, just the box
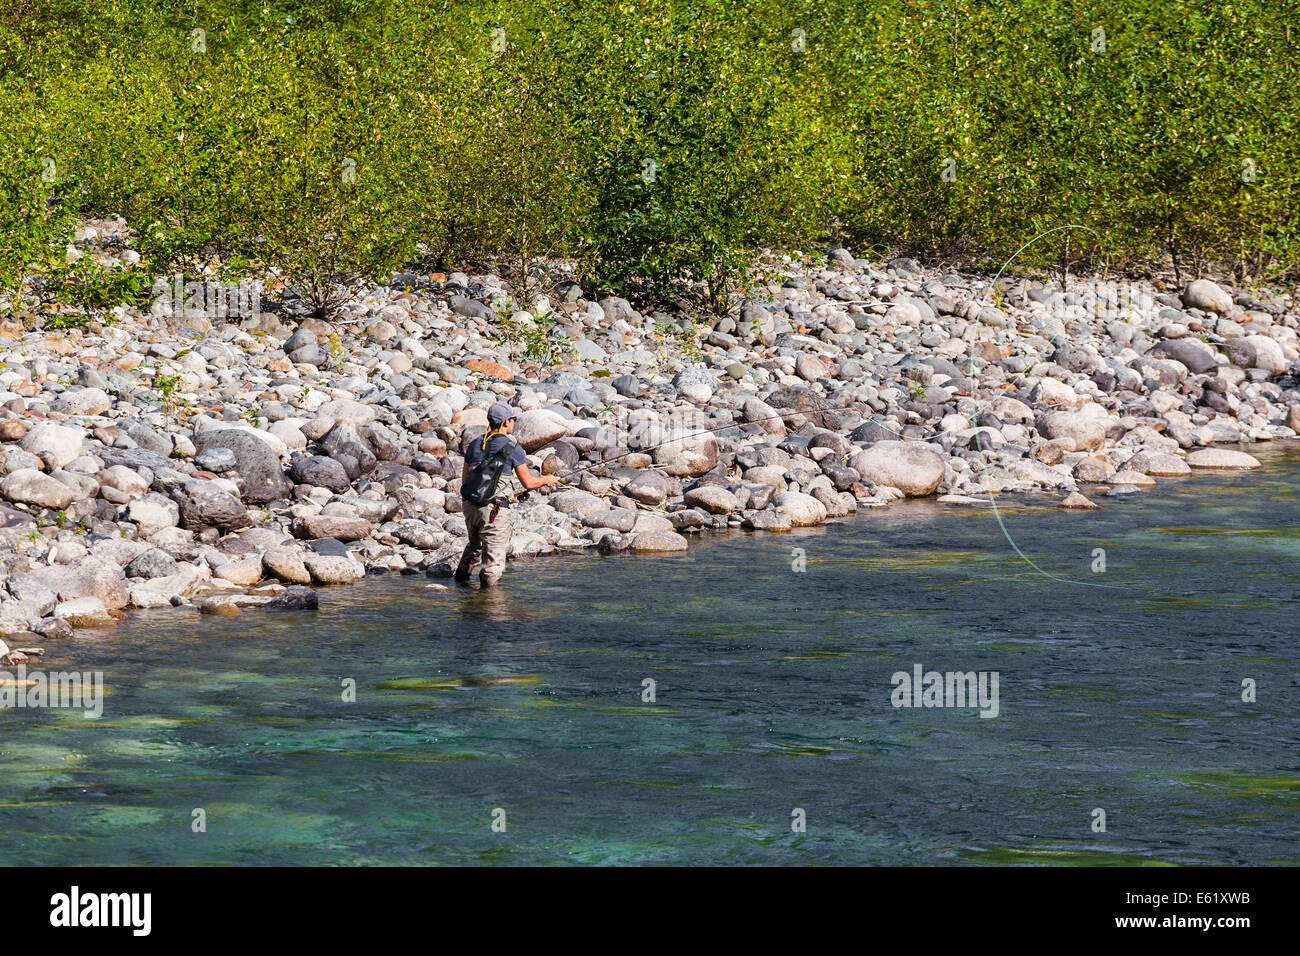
[1,0,1296,313]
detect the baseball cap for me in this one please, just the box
[487,402,519,426]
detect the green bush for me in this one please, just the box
[0,0,1295,320]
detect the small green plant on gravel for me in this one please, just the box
[654,319,705,365]
[239,403,262,424]
[494,303,569,366]
[908,380,928,400]
[325,334,346,370]
[55,509,67,529]
[150,363,187,416]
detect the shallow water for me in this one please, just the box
[2,446,1298,865]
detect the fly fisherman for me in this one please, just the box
[455,402,558,586]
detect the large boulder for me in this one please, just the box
[9,558,129,610]
[126,492,181,535]
[51,387,112,417]
[1150,338,1220,374]
[19,423,84,468]
[263,546,313,585]
[849,441,946,496]
[512,409,569,452]
[292,515,372,541]
[623,470,669,506]
[319,421,378,479]
[683,485,739,514]
[304,553,365,585]
[1034,411,1109,452]
[1226,335,1288,375]
[1183,279,1233,314]
[629,529,689,552]
[174,480,251,532]
[1,468,75,509]
[1186,448,1260,469]
[652,431,719,477]
[773,491,828,526]
[192,429,291,503]
[289,455,352,493]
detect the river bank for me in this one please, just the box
[1,216,1298,646]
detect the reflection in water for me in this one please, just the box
[0,446,1297,865]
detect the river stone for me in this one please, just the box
[1073,455,1116,483]
[683,485,739,514]
[99,465,150,496]
[1226,335,1288,375]
[581,509,638,532]
[631,512,675,533]
[549,489,607,517]
[175,480,251,532]
[127,492,181,534]
[1126,452,1190,477]
[623,470,668,506]
[629,529,689,552]
[1060,492,1098,509]
[512,409,569,452]
[214,554,264,586]
[314,399,377,427]
[1185,448,1261,469]
[98,446,173,472]
[53,387,112,417]
[320,422,378,478]
[2,468,76,509]
[304,554,366,585]
[652,431,719,477]
[744,508,793,531]
[267,586,319,610]
[290,455,351,493]
[1183,279,1233,313]
[54,597,116,628]
[849,441,945,496]
[128,569,202,608]
[263,546,313,584]
[1150,338,1220,374]
[15,558,130,610]
[194,447,237,472]
[393,519,443,550]
[1035,411,1109,452]
[193,429,291,503]
[741,397,787,436]
[125,548,181,579]
[19,423,84,468]
[293,515,373,541]
[773,491,828,526]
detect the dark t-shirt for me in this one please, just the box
[464,434,527,502]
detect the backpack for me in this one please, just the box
[462,437,517,506]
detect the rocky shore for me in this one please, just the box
[1,217,1298,648]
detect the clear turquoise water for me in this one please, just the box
[2,446,1297,865]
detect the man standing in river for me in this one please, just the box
[455,402,558,586]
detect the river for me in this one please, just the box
[2,446,1297,864]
